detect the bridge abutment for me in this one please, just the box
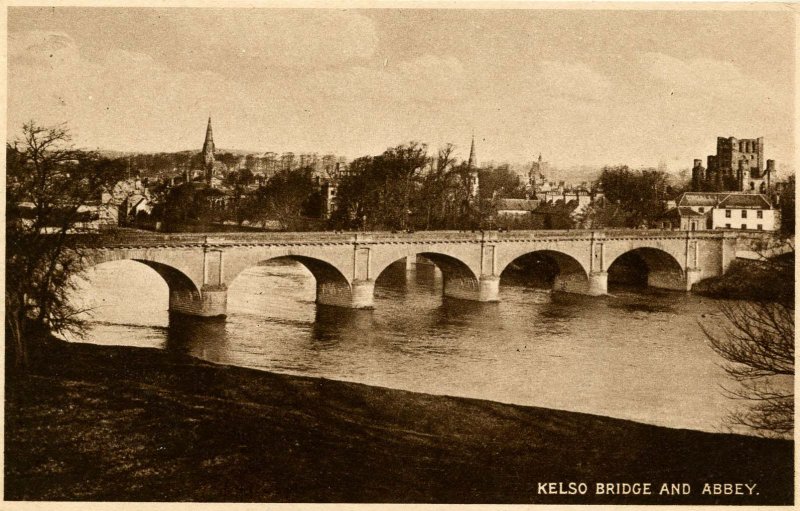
[169,285,228,318]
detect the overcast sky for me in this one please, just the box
[7,7,795,172]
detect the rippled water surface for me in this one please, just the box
[71,259,753,433]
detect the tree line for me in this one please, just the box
[154,141,529,232]
[118,150,345,181]
[156,143,693,232]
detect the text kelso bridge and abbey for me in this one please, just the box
[79,229,738,318]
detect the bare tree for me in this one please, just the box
[703,252,794,438]
[6,122,121,369]
[418,144,456,229]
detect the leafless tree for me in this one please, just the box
[6,122,120,369]
[703,251,794,438]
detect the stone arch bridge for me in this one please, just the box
[78,230,737,317]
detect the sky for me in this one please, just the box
[7,6,796,174]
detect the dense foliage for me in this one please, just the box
[595,165,670,228]
[244,167,322,231]
[330,142,530,231]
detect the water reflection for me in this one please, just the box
[72,258,753,433]
[165,313,227,356]
[311,306,374,345]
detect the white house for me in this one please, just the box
[711,193,778,231]
[663,192,779,231]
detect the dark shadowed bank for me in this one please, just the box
[5,340,793,504]
[693,254,794,302]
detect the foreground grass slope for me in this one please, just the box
[5,341,793,504]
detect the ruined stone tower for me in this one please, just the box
[693,136,774,193]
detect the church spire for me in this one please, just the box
[467,133,479,199]
[202,117,215,168]
[467,133,477,169]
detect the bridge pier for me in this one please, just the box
[552,271,608,296]
[169,284,228,318]
[351,279,376,308]
[317,279,375,309]
[647,268,703,292]
[443,275,499,302]
[685,268,703,291]
[586,271,608,296]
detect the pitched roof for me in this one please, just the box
[662,207,706,219]
[676,207,706,217]
[676,191,773,209]
[676,192,720,207]
[718,193,772,209]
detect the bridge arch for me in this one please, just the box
[131,259,201,296]
[226,255,363,308]
[497,249,591,294]
[419,252,482,301]
[81,254,210,316]
[372,251,484,302]
[83,251,204,293]
[606,247,686,291]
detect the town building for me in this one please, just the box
[108,176,152,226]
[661,191,780,231]
[317,161,352,219]
[320,180,337,219]
[538,187,595,209]
[691,136,775,193]
[495,198,540,217]
[660,207,707,232]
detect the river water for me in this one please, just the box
[70,258,753,434]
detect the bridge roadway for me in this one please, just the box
[77,229,738,317]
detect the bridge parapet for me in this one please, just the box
[74,229,731,249]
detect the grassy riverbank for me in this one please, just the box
[5,340,793,504]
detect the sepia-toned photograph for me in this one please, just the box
[4,3,795,506]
